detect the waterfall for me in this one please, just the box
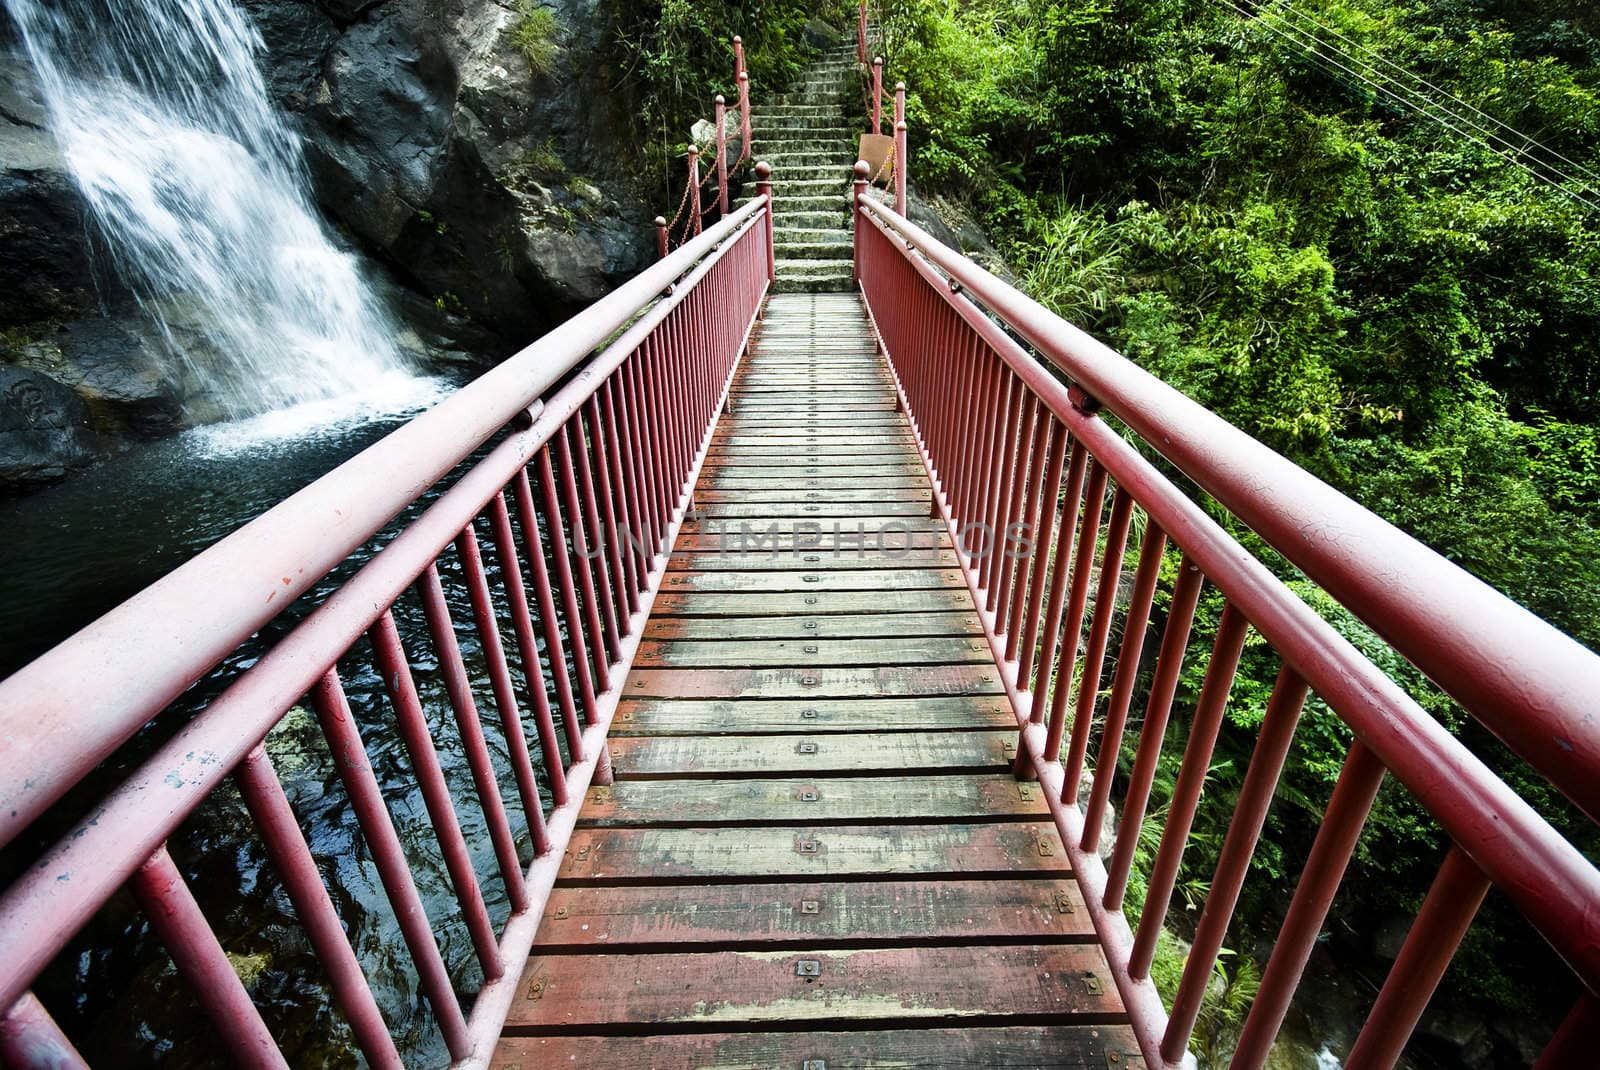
[4,0,418,420]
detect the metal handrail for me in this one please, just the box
[0,193,772,1066]
[857,194,1600,822]
[853,189,1600,1069]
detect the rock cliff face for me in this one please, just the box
[0,0,655,491]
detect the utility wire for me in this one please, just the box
[1233,0,1600,208]
[1217,0,1600,213]
[1264,0,1600,188]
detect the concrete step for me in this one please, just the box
[773,209,850,228]
[755,138,853,155]
[773,264,855,293]
[775,241,852,260]
[775,225,852,243]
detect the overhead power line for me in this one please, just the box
[1215,0,1600,214]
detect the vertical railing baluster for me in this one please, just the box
[1002,401,1050,653]
[1061,485,1134,798]
[1163,664,1310,1060]
[1129,601,1251,978]
[1343,846,1491,1070]
[1104,555,1206,910]
[0,992,89,1069]
[1081,519,1167,851]
[515,467,586,760]
[309,671,471,1058]
[537,448,603,724]
[1028,443,1088,722]
[459,515,554,850]
[1042,460,1109,764]
[487,489,569,806]
[369,611,503,980]
[417,563,530,911]
[235,746,403,1069]
[130,846,290,1070]
[984,386,1030,612]
[1015,420,1068,676]
[555,428,612,696]
[978,371,1018,592]
[571,413,623,662]
[591,390,639,618]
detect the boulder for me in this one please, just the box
[0,365,98,490]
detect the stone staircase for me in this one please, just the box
[737,42,860,293]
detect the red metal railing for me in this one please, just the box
[851,186,1600,1069]
[0,193,773,1067]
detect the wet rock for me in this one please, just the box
[0,51,104,325]
[269,0,653,347]
[50,319,188,435]
[0,365,98,489]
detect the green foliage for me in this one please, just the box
[887,0,1600,1048]
[510,2,561,77]
[602,0,819,181]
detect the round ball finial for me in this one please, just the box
[688,144,699,157]
[896,81,907,91]
[874,56,883,67]
[896,119,908,131]
[754,160,772,181]
[739,71,748,82]
[654,215,666,227]
[853,160,871,180]
[734,34,742,44]
[715,93,725,105]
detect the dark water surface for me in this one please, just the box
[0,388,571,1066]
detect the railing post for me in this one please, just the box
[872,57,883,133]
[654,215,668,260]
[715,94,729,215]
[755,160,775,282]
[734,34,745,81]
[894,118,908,214]
[894,83,908,212]
[852,160,869,281]
[858,1,868,65]
[738,71,752,158]
[687,145,702,237]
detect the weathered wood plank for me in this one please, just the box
[505,944,1123,1030]
[580,775,1045,825]
[665,550,958,573]
[681,515,943,535]
[495,1025,1143,1069]
[624,665,1003,699]
[643,610,981,640]
[608,731,1015,775]
[533,879,1093,948]
[657,569,967,593]
[650,589,976,616]
[675,525,947,552]
[611,696,1017,735]
[691,501,932,518]
[557,822,1069,881]
[634,636,990,668]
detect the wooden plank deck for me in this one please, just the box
[494,293,1134,1066]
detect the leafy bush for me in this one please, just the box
[511,2,560,77]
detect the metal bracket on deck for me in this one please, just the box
[795,959,822,978]
[799,900,821,915]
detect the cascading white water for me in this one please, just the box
[4,0,419,419]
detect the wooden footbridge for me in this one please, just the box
[3,37,1600,1070]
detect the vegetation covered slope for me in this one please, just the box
[871,0,1600,1061]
